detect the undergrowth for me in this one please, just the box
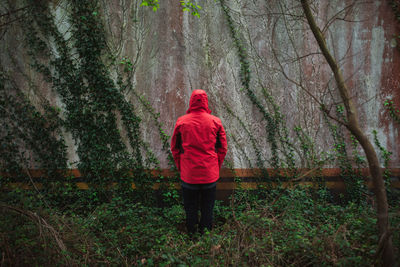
[1,187,399,266]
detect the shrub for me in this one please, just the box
[0,186,399,266]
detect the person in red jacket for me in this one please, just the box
[171,89,227,235]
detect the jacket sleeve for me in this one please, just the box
[170,122,182,171]
[216,121,227,169]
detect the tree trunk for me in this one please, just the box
[300,0,396,265]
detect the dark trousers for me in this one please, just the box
[181,182,216,234]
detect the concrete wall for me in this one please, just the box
[1,0,399,170]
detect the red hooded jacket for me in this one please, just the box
[171,90,228,184]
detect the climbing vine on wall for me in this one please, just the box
[373,130,392,187]
[220,0,304,181]
[0,71,67,180]
[384,99,400,125]
[223,102,268,178]
[116,53,180,199]
[0,0,160,200]
[389,0,400,51]
[372,130,399,204]
[322,107,367,203]
[220,0,281,172]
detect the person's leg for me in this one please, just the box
[182,187,200,235]
[199,185,216,234]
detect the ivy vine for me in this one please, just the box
[389,0,400,50]
[12,0,157,201]
[384,99,400,125]
[220,0,280,171]
[223,102,268,179]
[0,71,67,180]
[372,130,392,187]
[322,107,367,203]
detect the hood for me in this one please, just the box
[186,89,212,114]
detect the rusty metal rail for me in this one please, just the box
[2,168,400,190]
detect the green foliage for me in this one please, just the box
[390,0,400,20]
[119,57,134,72]
[1,2,399,265]
[294,126,327,169]
[372,130,392,177]
[322,109,367,203]
[140,0,202,17]
[372,130,399,205]
[389,0,400,50]
[1,187,398,266]
[0,0,193,216]
[220,0,281,171]
[12,0,158,202]
[140,0,159,11]
[384,99,400,125]
[0,72,67,180]
[129,90,180,204]
[180,1,202,18]
[223,103,267,178]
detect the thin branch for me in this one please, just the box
[321,1,357,34]
[290,52,322,63]
[0,203,71,264]
[0,15,24,28]
[0,4,31,18]
[270,21,322,107]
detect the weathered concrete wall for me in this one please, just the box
[1,0,399,170]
